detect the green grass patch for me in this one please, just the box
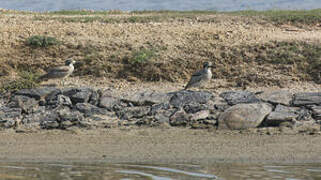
[26,35,60,48]
[130,48,156,64]
[0,71,40,93]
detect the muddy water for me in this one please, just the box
[0,162,320,179]
[1,0,321,12]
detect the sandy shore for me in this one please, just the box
[0,127,320,164]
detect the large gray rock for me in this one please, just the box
[293,92,321,106]
[219,91,260,105]
[15,87,58,100]
[258,90,293,106]
[63,88,98,104]
[169,90,213,108]
[122,91,172,106]
[218,103,272,130]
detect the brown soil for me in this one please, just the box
[0,13,320,90]
[0,128,320,164]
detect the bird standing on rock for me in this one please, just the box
[184,61,213,90]
[38,59,76,86]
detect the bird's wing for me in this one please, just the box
[191,69,203,77]
[185,69,204,89]
[38,66,70,81]
[48,66,70,73]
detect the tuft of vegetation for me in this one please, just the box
[130,48,156,64]
[26,35,60,48]
[0,71,40,93]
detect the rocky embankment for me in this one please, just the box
[0,87,320,133]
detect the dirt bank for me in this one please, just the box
[0,128,320,164]
[0,10,320,92]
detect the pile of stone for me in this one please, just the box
[0,87,320,131]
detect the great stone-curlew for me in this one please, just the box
[38,59,76,86]
[184,61,213,90]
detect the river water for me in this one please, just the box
[0,162,320,179]
[0,0,321,12]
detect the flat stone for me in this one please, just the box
[15,87,58,100]
[275,104,300,112]
[218,103,272,130]
[169,90,213,108]
[293,92,321,106]
[122,90,172,106]
[116,106,151,120]
[264,105,310,126]
[219,91,260,105]
[76,103,109,117]
[266,112,298,125]
[258,90,293,106]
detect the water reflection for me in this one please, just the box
[0,162,320,180]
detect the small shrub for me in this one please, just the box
[26,35,60,48]
[130,49,156,64]
[0,71,40,93]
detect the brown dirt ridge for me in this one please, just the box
[0,10,320,91]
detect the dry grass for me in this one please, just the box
[0,10,320,91]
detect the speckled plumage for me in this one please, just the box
[185,62,213,90]
[38,59,76,85]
